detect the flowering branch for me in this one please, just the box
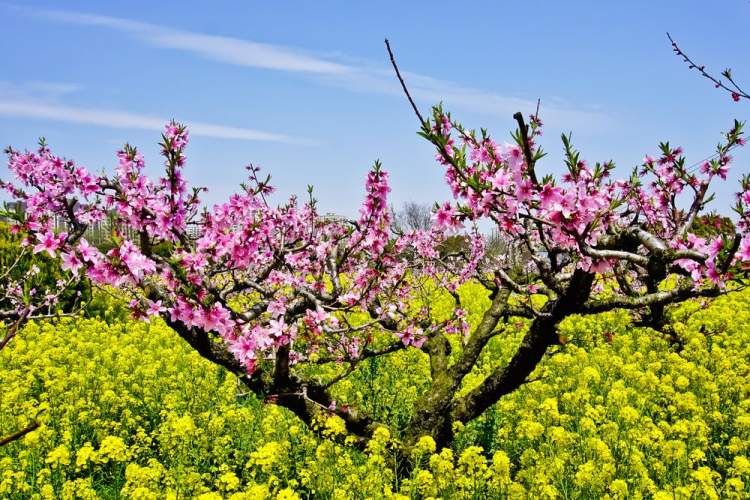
[667,32,749,102]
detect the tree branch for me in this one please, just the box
[513,112,539,185]
[451,270,594,425]
[0,421,40,447]
[667,32,749,102]
[385,38,427,126]
[581,283,723,314]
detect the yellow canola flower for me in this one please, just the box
[0,286,749,497]
[45,444,71,469]
[97,435,129,463]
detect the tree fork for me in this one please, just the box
[451,270,594,434]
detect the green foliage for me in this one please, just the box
[437,235,468,259]
[690,211,736,239]
[82,288,131,325]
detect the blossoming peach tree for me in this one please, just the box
[2,59,750,458]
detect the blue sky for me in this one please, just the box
[1,1,748,218]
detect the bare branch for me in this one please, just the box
[581,283,724,314]
[385,39,427,125]
[513,112,539,185]
[0,421,40,447]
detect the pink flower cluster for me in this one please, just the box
[3,123,449,373]
[427,110,750,288]
[3,113,749,376]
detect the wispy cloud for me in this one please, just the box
[27,7,352,75]
[12,5,609,130]
[0,79,299,142]
[26,81,83,97]
[0,80,82,101]
[319,68,607,130]
[0,99,296,143]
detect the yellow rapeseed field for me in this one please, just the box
[1,285,749,498]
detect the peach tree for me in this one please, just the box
[2,90,749,458]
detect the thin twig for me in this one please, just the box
[667,32,749,101]
[520,375,545,387]
[385,38,427,125]
[513,112,539,185]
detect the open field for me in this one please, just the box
[2,287,749,498]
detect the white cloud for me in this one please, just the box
[29,8,352,75]
[9,6,610,130]
[319,68,607,130]
[0,99,296,143]
[0,80,81,101]
[26,81,83,96]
